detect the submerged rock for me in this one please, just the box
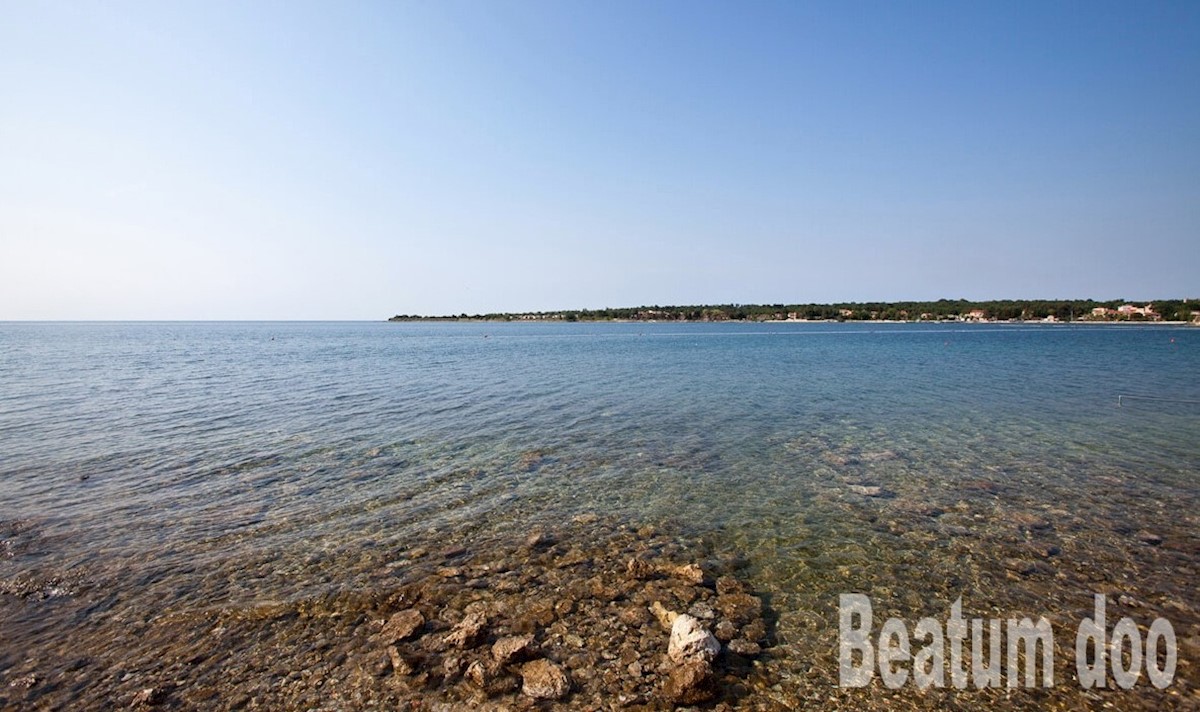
[713,619,738,642]
[519,659,570,700]
[465,659,490,687]
[665,563,705,585]
[715,592,762,625]
[386,645,413,676]
[1138,531,1164,546]
[380,609,425,643]
[444,611,487,648]
[627,556,657,580]
[491,634,535,664]
[742,618,767,643]
[727,638,762,656]
[524,530,555,549]
[715,575,747,596]
[662,658,716,704]
[131,686,167,706]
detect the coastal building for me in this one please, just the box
[1116,304,1159,320]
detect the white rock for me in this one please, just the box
[668,614,720,663]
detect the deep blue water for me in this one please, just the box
[1,321,1198,687]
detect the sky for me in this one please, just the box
[1,1,1197,319]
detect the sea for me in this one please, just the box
[1,321,1197,708]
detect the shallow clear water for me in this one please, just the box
[2,321,1198,706]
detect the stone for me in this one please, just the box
[525,531,555,549]
[380,609,425,642]
[386,646,413,676]
[469,660,520,697]
[492,634,535,664]
[444,611,487,648]
[466,660,491,687]
[727,638,762,656]
[132,687,166,706]
[650,601,678,631]
[742,618,767,643]
[627,557,657,580]
[442,656,465,679]
[662,658,716,704]
[618,605,652,627]
[1138,532,1163,546]
[520,659,570,700]
[666,563,704,585]
[688,601,715,620]
[668,614,720,663]
[715,576,747,596]
[715,593,762,625]
[1118,594,1146,608]
[1011,512,1053,532]
[440,545,468,559]
[713,619,738,642]
[1003,558,1037,576]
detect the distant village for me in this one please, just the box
[391,299,1200,324]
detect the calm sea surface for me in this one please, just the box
[2,321,1198,705]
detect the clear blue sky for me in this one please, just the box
[2,1,1197,319]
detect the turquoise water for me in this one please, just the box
[2,321,1198,705]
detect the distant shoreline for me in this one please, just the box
[385,318,1197,326]
[388,299,1199,326]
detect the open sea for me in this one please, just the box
[1,321,1198,709]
